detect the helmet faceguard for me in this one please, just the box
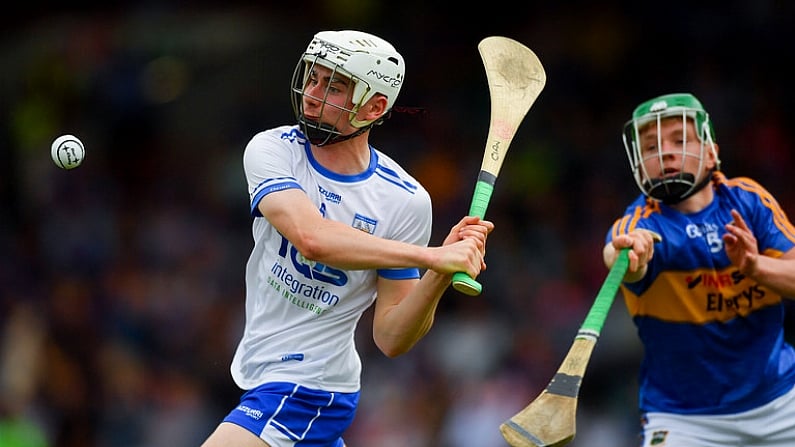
[622,93,720,204]
[290,30,405,146]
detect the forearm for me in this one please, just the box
[296,218,434,271]
[373,271,451,357]
[753,255,795,298]
[260,189,435,271]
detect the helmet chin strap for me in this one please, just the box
[298,115,384,147]
[643,170,714,205]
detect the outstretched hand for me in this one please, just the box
[611,229,659,274]
[723,209,759,277]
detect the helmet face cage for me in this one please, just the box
[291,56,360,146]
[621,93,719,203]
[290,30,405,146]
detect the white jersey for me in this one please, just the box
[231,125,433,393]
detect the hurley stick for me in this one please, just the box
[452,36,546,296]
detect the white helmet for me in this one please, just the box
[291,30,405,145]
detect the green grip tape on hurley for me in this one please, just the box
[452,180,495,296]
[580,248,630,335]
[467,180,495,218]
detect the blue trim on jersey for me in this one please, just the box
[223,382,358,446]
[377,267,421,280]
[606,175,795,415]
[303,140,378,182]
[251,180,304,217]
[375,165,419,194]
[279,127,307,145]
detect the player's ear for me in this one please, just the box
[362,94,388,120]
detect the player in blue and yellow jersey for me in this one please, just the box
[604,92,795,446]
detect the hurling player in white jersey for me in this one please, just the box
[201,30,493,447]
[604,93,795,446]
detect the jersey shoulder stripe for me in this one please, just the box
[610,199,661,240]
[719,175,795,243]
[374,164,419,194]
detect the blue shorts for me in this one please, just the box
[223,382,359,447]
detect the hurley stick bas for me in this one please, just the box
[451,36,547,296]
[500,232,662,446]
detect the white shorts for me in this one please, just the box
[640,385,795,447]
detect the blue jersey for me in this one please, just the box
[606,172,795,415]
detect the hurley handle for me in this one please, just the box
[580,248,630,335]
[451,180,494,296]
[580,231,662,335]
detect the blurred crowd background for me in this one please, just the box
[2,1,795,446]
